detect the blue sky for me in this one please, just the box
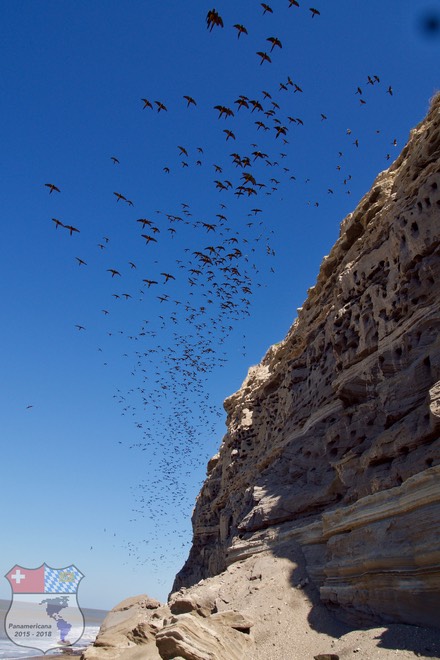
[0,0,439,611]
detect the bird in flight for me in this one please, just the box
[64,225,80,235]
[76,257,87,266]
[235,96,249,111]
[183,95,197,107]
[114,192,127,202]
[289,0,299,6]
[52,218,64,230]
[75,325,86,331]
[223,129,235,141]
[141,98,153,109]
[257,51,272,65]
[137,218,153,228]
[45,183,60,194]
[107,268,121,277]
[261,3,273,14]
[110,156,120,164]
[233,24,248,38]
[155,101,167,112]
[267,36,282,51]
[142,234,157,244]
[214,105,234,118]
[206,8,223,30]
[309,7,320,17]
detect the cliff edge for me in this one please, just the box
[173,93,440,630]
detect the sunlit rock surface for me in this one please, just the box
[81,592,253,660]
[173,93,440,628]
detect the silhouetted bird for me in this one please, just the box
[183,95,197,107]
[64,225,80,236]
[233,24,248,38]
[267,36,282,51]
[45,183,60,194]
[257,51,272,65]
[206,8,223,31]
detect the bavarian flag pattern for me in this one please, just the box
[44,565,83,593]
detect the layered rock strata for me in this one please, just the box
[173,93,440,628]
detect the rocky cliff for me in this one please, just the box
[173,93,440,629]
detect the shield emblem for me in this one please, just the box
[4,563,85,654]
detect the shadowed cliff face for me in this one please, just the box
[173,94,440,628]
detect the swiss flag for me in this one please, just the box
[5,565,45,593]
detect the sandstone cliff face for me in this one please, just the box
[173,94,440,628]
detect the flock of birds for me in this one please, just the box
[207,4,321,35]
[38,3,398,580]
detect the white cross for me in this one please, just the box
[11,569,26,584]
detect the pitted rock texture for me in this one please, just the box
[173,94,440,629]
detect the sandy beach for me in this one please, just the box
[71,544,440,660]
